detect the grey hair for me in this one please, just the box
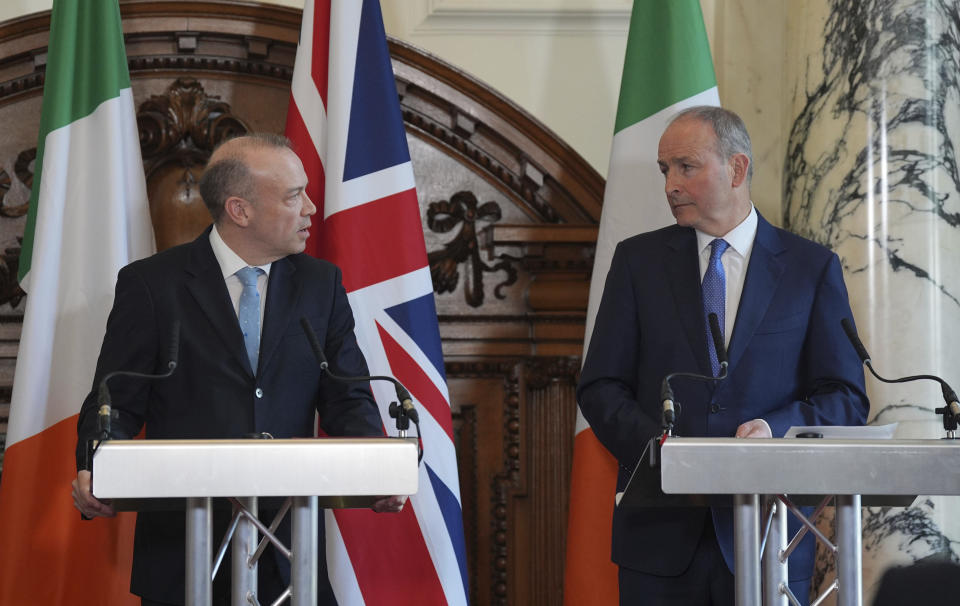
[670,106,753,184]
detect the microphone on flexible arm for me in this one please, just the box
[660,313,729,437]
[95,319,180,442]
[840,318,960,438]
[300,317,423,461]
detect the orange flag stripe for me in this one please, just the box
[0,415,137,605]
[563,428,619,606]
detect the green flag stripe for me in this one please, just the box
[19,0,131,281]
[40,0,130,134]
[614,0,717,133]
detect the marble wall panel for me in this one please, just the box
[784,0,960,602]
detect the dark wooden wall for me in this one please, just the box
[0,2,603,604]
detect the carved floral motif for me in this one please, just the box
[427,191,518,307]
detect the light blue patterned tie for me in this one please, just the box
[702,239,729,376]
[236,266,263,373]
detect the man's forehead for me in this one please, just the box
[659,120,718,159]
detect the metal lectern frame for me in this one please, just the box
[659,437,960,606]
[92,438,419,606]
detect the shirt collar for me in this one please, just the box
[695,204,758,257]
[209,225,272,279]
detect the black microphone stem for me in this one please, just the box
[840,318,960,438]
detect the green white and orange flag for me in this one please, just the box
[563,1,719,603]
[0,0,154,603]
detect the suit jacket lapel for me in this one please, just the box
[185,229,253,375]
[726,215,786,374]
[259,256,301,375]
[665,228,712,375]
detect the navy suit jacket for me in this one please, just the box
[578,214,868,581]
[76,228,383,603]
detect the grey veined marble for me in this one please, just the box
[784,0,960,603]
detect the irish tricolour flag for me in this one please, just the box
[0,0,154,603]
[563,1,719,603]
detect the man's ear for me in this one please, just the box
[223,196,251,227]
[730,153,750,188]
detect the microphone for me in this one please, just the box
[708,312,728,371]
[300,317,421,428]
[840,318,960,435]
[299,317,329,372]
[97,320,181,441]
[659,313,729,435]
[660,378,676,430]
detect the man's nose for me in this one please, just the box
[302,192,317,216]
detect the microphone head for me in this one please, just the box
[840,318,871,363]
[97,380,111,407]
[300,316,329,370]
[167,319,180,370]
[707,313,727,365]
[660,376,674,401]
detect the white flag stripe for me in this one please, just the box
[329,162,418,217]
[322,1,361,212]
[8,89,154,445]
[583,86,720,357]
[347,265,435,305]
[407,479,470,606]
[289,0,329,157]
[355,317,461,493]
[324,510,365,605]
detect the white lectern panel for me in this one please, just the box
[92,438,418,499]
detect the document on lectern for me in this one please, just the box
[784,423,898,439]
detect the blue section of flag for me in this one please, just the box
[426,463,470,601]
[385,293,447,382]
[343,0,411,181]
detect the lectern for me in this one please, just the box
[655,437,960,606]
[92,438,419,606]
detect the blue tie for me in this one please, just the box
[702,239,729,376]
[236,266,263,373]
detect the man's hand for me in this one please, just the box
[735,419,772,439]
[371,495,408,513]
[72,470,116,519]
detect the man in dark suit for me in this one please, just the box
[578,107,869,606]
[71,134,403,605]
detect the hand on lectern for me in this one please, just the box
[371,495,408,513]
[735,419,772,439]
[72,470,116,519]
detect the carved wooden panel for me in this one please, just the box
[0,2,604,604]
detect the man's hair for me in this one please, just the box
[670,106,754,184]
[198,133,293,222]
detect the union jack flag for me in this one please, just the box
[284,1,470,604]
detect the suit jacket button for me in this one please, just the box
[255,388,264,399]
[710,404,720,414]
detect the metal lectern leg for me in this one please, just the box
[291,496,319,606]
[836,495,862,606]
[762,496,788,605]
[186,496,213,606]
[233,497,258,606]
[733,494,761,606]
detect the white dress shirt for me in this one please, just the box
[209,225,271,337]
[695,205,758,348]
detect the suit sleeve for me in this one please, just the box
[760,253,869,436]
[577,243,661,468]
[316,266,384,438]
[75,265,160,469]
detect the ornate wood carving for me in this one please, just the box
[137,77,248,250]
[427,191,519,307]
[138,77,248,176]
